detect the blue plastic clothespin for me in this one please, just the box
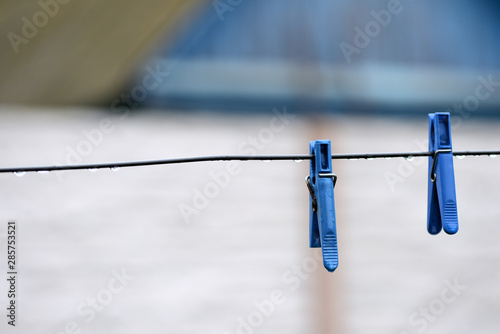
[427,113,459,235]
[306,140,338,272]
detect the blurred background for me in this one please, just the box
[0,0,500,333]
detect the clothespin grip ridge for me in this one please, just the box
[306,140,338,272]
[427,113,459,235]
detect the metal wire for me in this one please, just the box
[0,151,499,174]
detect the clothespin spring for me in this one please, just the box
[430,149,452,182]
[305,174,337,212]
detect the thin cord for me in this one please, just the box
[0,150,499,174]
[331,150,500,160]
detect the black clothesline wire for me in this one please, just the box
[0,150,498,174]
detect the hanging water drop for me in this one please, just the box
[14,171,26,177]
[456,155,465,160]
[110,166,121,172]
[88,168,99,173]
[366,157,375,161]
[405,156,414,161]
[37,170,50,174]
[489,154,497,159]
[293,159,303,163]
[262,159,271,163]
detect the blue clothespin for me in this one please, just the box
[306,140,338,272]
[427,112,459,235]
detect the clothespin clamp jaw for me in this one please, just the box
[427,113,459,235]
[306,140,338,272]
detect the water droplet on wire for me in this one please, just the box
[489,154,497,159]
[110,167,121,172]
[88,168,99,173]
[37,170,50,174]
[405,156,414,161]
[294,159,303,163]
[262,160,271,163]
[14,171,26,177]
[366,157,375,161]
[457,155,465,160]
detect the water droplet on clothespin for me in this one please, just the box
[37,170,50,174]
[14,171,26,177]
[110,167,121,172]
[405,156,414,161]
[88,168,99,173]
[456,155,465,160]
[489,154,497,159]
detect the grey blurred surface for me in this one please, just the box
[0,106,499,333]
